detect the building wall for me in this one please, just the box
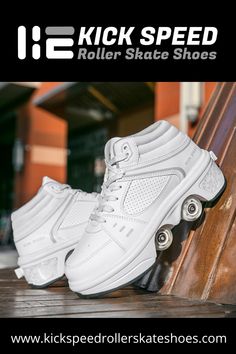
[155,82,180,120]
[155,82,216,134]
[14,82,68,208]
[117,105,154,137]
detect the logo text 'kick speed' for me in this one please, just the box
[17,26,218,60]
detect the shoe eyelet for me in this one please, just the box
[50,185,61,193]
[122,144,131,160]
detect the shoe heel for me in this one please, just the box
[16,246,74,288]
[195,160,225,202]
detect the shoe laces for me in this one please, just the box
[90,153,127,223]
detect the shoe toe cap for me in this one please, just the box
[65,232,125,292]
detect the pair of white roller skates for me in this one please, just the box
[12,120,225,297]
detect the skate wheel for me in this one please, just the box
[155,227,173,251]
[182,196,202,222]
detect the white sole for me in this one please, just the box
[69,153,225,296]
[16,241,78,287]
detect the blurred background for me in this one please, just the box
[0,81,216,267]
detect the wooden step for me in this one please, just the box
[0,268,236,317]
[137,82,236,305]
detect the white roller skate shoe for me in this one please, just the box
[11,177,98,288]
[66,120,225,297]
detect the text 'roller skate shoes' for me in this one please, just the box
[11,177,98,288]
[65,120,225,297]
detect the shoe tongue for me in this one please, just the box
[42,176,65,191]
[105,137,139,167]
[42,176,59,186]
[104,137,121,162]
